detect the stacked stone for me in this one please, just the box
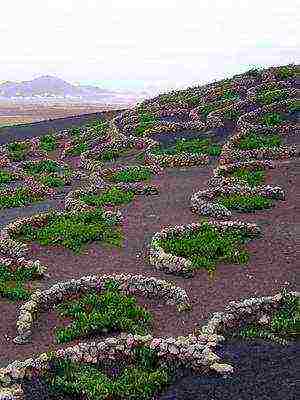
[146,151,209,169]
[190,183,285,219]
[14,274,192,344]
[149,221,261,275]
[237,97,299,135]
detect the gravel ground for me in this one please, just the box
[158,338,299,400]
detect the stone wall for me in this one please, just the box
[149,220,261,276]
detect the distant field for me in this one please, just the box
[0,115,41,127]
[0,101,134,127]
[0,108,127,145]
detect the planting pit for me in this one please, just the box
[10,208,124,255]
[151,221,261,276]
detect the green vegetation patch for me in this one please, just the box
[216,193,274,213]
[54,281,153,344]
[0,170,18,185]
[151,137,221,157]
[0,187,46,209]
[134,112,158,136]
[109,166,153,183]
[221,90,240,101]
[0,262,42,301]
[229,168,266,187]
[94,147,137,163]
[39,134,58,153]
[43,346,171,400]
[275,64,297,80]
[13,208,124,254]
[80,187,135,207]
[236,132,283,150]
[261,112,286,127]
[287,99,300,114]
[22,159,72,179]
[228,289,300,345]
[37,173,69,188]
[65,142,89,156]
[7,141,30,162]
[159,222,259,273]
[255,89,290,106]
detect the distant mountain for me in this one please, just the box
[0,75,148,102]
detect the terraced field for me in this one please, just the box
[0,63,299,400]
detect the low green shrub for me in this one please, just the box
[287,99,300,114]
[80,187,135,207]
[39,134,58,152]
[0,262,41,301]
[159,222,259,273]
[236,132,283,150]
[229,289,299,345]
[54,286,153,343]
[13,208,124,254]
[223,108,240,121]
[275,64,297,80]
[109,166,153,183]
[0,170,17,185]
[135,122,156,136]
[96,149,123,162]
[0,187,45,209]
[255,89,290,106]
[221,90,240,101]
[43,356,170,400]
[65,142,88,156]
[37,174,68,188]
[22,159,62,175]
[151,137,221,157]
[216,193,274,213]
[261,112,285,127]
[229,168,266,187]
[7,141,30,161]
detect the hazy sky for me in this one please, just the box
[1,0,299,92]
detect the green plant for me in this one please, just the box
[229,291,299,345]
[159,222,259,273]
[109,166,153,183]
[229,168,266,187]
[54,287,153,343]
[80,187,135,207]
[151,137,221,157]
[0,170,17,185]
[0,262,41,301]
[22,159,62,175]
[216,194,274,213]
[221,90,240,101]
[7,141,30,161]
[135,122,155,136]
[65,142,88,156]
[0,187,45,209]
[37,174,67,188]
[275,64,296,80]
[236,132,283,150]
[43,357,171,400]
[96,149,122,162]
[261,112,285,127]
[39,134,58,152]
[223,108,240,121]
[13,208,124,254]
[255,89,290,106]
[139,112,157,124]
[287,99,300,113]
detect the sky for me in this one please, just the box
[1,0,299,93]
